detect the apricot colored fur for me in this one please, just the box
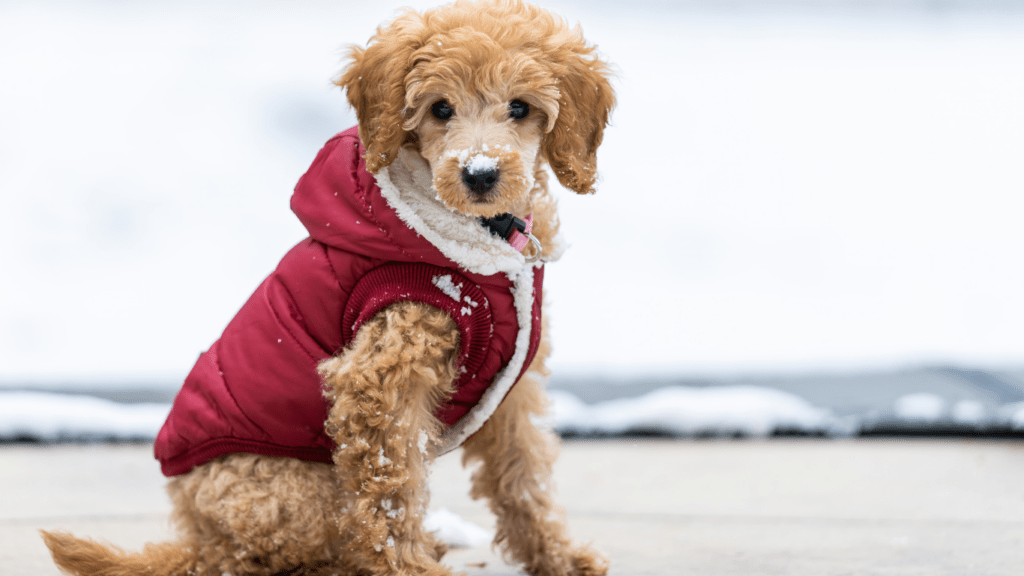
[462,319,609,576]
[43,1,613,574]
[338,0,615,196]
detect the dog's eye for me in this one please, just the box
[509,100,530,120]
[431,100,454,120]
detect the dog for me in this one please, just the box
[42,1,614,574]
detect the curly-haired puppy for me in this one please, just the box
[42,1,614,575]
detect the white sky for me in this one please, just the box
[1,1,1022,385]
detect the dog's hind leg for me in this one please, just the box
[166,454,352,576]
[319,301,459,576]
[460,326,609,576]
[43,454,355,576]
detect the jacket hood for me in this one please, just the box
[291,128,541,277]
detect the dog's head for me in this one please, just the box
[337,0,615,218]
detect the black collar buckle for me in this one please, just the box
[479,213,526,241]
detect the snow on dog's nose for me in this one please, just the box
[462,154,499,194]
[431,146,529,216]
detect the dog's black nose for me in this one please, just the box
[462,167,499,194]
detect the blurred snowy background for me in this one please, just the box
[2,0,1023,439]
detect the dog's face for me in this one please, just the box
[406,89,550,217]
[337,0,615,217]
[402,47,558,217]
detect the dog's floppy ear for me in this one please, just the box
[336,14,423,174]
[543,45,615,195]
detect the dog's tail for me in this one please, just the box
[40,530,196,576]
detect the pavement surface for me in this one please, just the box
[2,438,1023,576]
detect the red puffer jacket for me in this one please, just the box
[154,127,545,476]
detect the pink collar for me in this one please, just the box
[508,213,533,252]
[479,212,541,261]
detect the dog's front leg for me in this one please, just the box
[461,332,609,576]
[319,301,458,576]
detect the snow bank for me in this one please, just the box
[893,393,945,422]
[1,387,838,442]
[0,392,169,441]
[950,400,986,425]
[549,386,835,437]
[4,386,1023,444]
[998,403,1024,430]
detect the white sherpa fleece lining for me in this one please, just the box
[435,265,535,455]
[377,149,529,277]
[375,148,548,455]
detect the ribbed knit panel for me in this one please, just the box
[343,262,496,426]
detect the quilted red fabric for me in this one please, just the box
[154,127,543,476]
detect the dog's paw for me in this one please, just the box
[569,545,609,576]
[428,534,449,562]
[524,545,609,576]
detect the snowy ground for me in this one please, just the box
[1,2,1023,395]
